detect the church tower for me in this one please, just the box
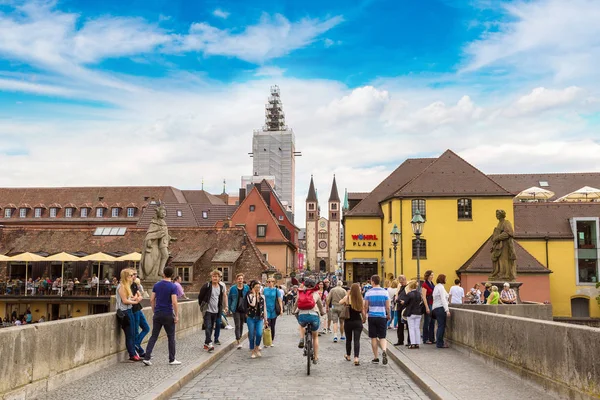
[328,175,341,272]
[305,175,318,271]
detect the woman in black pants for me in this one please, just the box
[339,283,367,366]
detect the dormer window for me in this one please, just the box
[539,181,549,187]
[19,208,27,218]
[34,208,42,218]
[202,211,208,219]
[81,208,88,218]
[96,208,104,218]
[49,208,58,218]
[111,208,119,218]
[4,208,11,218]
[65,208,73,218]
[127,207,135,218]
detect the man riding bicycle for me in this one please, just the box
[294,278,325,364]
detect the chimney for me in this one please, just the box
[239,188,246,204]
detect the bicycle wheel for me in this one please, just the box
[306,334,312,375]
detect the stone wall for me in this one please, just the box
[0,301,202,398]
[447,307,600,399]
[450,303,553,321]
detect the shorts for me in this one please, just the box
[330,306,343,323]
[297,313,320,332]
[368,317,387,339]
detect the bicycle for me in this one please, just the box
[303,322,314,375]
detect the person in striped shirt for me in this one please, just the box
[363,275,391,365]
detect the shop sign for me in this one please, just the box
[351,233,378,247]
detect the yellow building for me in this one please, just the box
[343,150,600,319]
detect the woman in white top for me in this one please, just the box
[387,280,399,329]
[431,274,451,349]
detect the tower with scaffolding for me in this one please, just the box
[248,85,301,220]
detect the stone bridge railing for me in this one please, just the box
[447,305,600,400]
[0,300,202,399]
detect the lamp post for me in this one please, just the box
[411,210,425,289]
[390,224,400,278]
[380,257,385,278]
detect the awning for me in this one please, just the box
[341,258,379,263]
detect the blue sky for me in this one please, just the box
[1,0,600,225]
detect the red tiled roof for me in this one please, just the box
[345,158,435,217]
[48,203,62,208]
[137,203,199,228]
[95,202,108,209]
[489,173,600,201]
[18,203,32,209]
[33,203,47,209]
[394,150,511,198]
[63,203,78,209]
[513,202,600,239]
[458,236,550,274]
[181,190,225,205]
[189,204,238,227]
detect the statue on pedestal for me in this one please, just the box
[490,209,517,281]
[139,206,175,281]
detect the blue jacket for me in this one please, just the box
[228,284,250,313]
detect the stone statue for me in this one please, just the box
[490,209,517,281]
[139,206,175,281]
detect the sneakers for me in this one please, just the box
[340,336,346,341]
[333,337,338,343]
[169,360,182,365]
[129,355,141,362]
[142,359,152,366]
[371,358,380,364]
[382,351,388,365]
[225,325,234,330]
[214,340,221,345]
[298,340,304,349]
[237,343,243,349]
[204,344,215,352]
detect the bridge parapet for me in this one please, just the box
[447,306,600,399]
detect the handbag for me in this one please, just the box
[274,293,281,315]
[263,325,273,346]
[340,304,350,320]
[116,309,130,328]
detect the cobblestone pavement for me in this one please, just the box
[41,327,236,400]
[171,315,429,400]
[386,329,561,400]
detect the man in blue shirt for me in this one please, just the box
[143,266,180,366]
[363,274,390,365]
[228,273,250,349]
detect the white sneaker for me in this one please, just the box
[237,344,242,349]
[225,325,234,330]
[169,360,182,365]
[142,359,152,366]
[270,343,275,347]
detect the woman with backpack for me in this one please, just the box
[339,283,367,365]
[404,281,424,349]
[294,278,325,364]
[246,280,268,359]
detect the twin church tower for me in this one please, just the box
[305,175,341,273]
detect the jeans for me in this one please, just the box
[422,310,435,343]
[204,312,220,345]
[433,307,447,347]
[246,317,264,350]
[120,309,136,357]
[344,320,363,358]
[387,310,399,328]
[133,310,150,355]
[233,312,245,341]
[407,315,422,346]
[268,317,278,341]
[144,311,176,362]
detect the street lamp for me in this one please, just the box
[380,257,385,278]
[411,209,425,289]
[390,224,401,278]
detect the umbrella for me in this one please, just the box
[555,186,600,202]
[115,252,142,274]
[9,252,46,297]
[46,252,81,296]
[80,252,117,297]
[515,186,555,201]
[0,254,10,261]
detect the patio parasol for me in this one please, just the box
[0,254,10,261]
[555,186,600,202]
[46,252,81,296]
[9,252,46,296]
[80,252,117,297]
[515,186,555,201]
[115,252,142,271]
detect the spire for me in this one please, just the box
[222,179,226,194]
[263,85,287,132]
[307,175,317,202]
[329,175,340,202]
[343,188,349,211]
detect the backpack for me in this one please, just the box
[297,289,316,310]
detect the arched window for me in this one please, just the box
[411,199,426,220]
[458,198,472,219]
[571,297,590,318]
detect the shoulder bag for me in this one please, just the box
[274,289,282,315]
[340,304,351,320]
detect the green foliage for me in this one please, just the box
[596,281,600,306]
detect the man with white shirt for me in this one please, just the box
[448,279,464,305]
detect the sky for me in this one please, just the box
[1,0,600,227]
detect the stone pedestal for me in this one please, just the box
[484,281,523,303]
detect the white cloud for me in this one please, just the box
[505,86,583,116]
[254,66,286,77]
[0,77,75,95]
[179,13,344,63]
[324,38,341,47]
[318,86,389,120]
[462,0,600,81]
[212,9,230,19]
